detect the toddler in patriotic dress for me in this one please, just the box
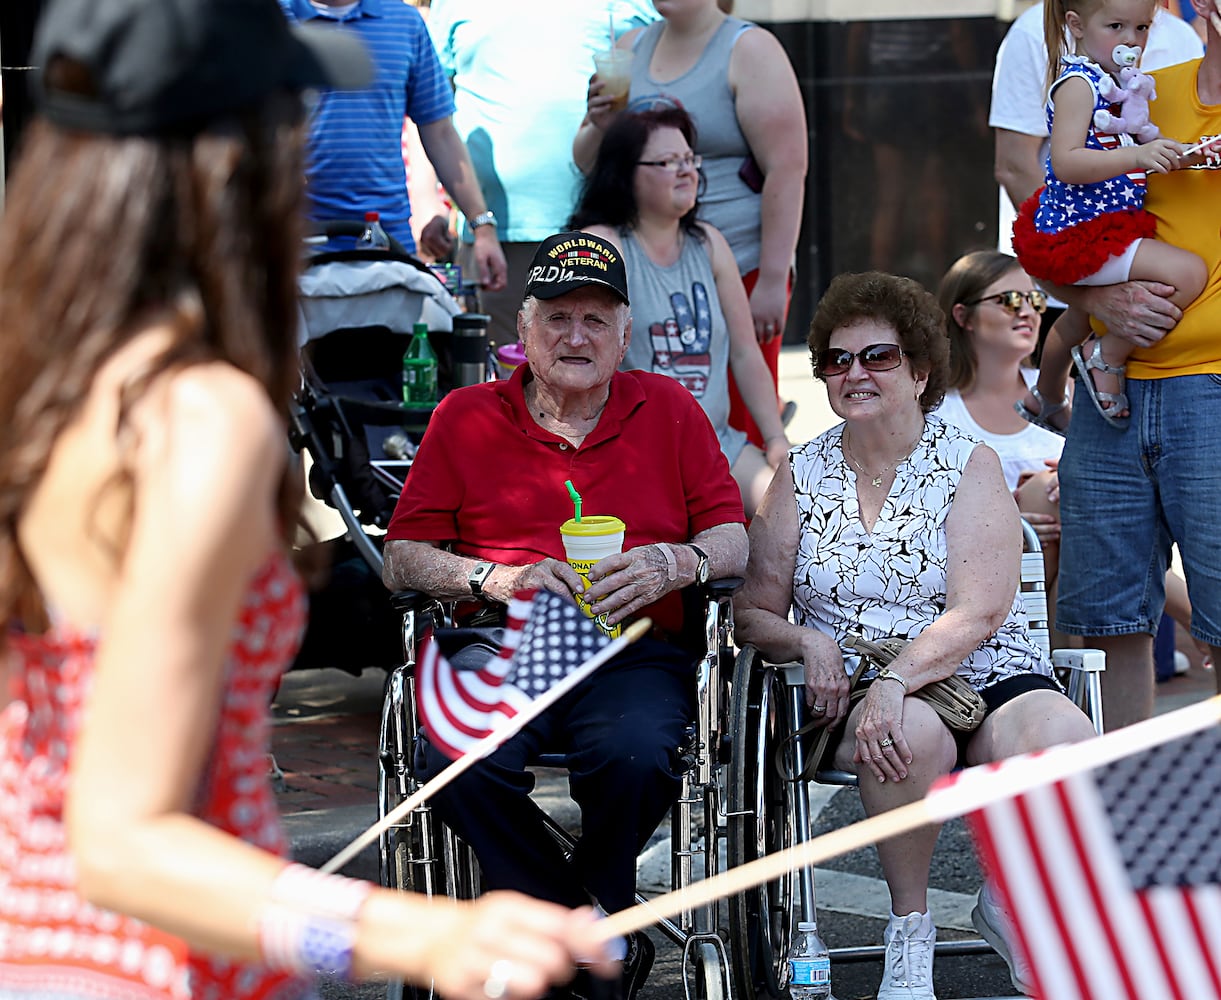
[1012,0,1214,432]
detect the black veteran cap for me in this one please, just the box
[33,0,371,136]
[523,232,630,306]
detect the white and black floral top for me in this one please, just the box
[789,415,1051,691]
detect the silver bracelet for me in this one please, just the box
[875,667,908,692]
[654,543,678,581]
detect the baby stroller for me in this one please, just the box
[289,221,492,674]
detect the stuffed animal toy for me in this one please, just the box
[1093,44,1161,144]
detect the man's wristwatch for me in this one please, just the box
[468,562,496,597]
[688,544,710,586]
[470,210,497,230]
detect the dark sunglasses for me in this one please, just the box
[963,289,1048,315]
[814,343,905,378]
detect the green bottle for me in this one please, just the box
[403,322,438,407]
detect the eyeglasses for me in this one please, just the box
[636,153,702,173]
[814,343,905,378]
[963,289,1048,315]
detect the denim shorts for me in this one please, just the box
[1057,372,1221,646]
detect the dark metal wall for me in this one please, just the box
[766,16,1007,342]
[1,1,44,172]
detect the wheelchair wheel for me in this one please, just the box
[726,647,797,1000]
[688,939,730,1000]
[378,666,433,1000]
[379,666,428,896]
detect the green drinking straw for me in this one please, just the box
[565,480,582,522]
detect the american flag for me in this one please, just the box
[414,589,612,760]
[954,726,1221,1000]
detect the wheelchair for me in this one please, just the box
[377,578,745,1000]
[724,519,1106,1000]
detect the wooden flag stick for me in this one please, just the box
[597,693,1221,941]
[320,618,651,875]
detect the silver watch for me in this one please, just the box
[470,210,497,229]
[469,561,496,597]
[688,544,710,586]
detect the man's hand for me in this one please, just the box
[582,545,677,625]
[488,559,584,604]
[473,227,508,292]
[1078,281,1179,348]
[418,214,456,261]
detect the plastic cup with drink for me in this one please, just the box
[560,480,624,638]
[592,48,632,114]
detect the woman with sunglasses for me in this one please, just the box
[570,107,789,517]
[940,252,1208,676]
[734,271,1094,1000]
[937,251,1066,598]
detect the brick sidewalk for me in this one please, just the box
[271,667,384,815]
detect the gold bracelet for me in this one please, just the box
[876,667,908,692]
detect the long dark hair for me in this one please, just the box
[568,107,703,235]
[0,95,306,627]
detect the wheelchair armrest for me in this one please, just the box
[705,576,744,599]
[389,589,429,615]
[1051,648,1106,673]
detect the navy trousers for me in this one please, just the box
[416,637,694,913]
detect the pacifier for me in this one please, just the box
[1112,44,1142,69]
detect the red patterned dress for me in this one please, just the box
[0,552,311,1000]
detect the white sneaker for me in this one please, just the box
[972,883,1033,996]
[876,911,936,1000]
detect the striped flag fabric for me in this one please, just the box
[414,589,612,760]
[955,726,1221,1000]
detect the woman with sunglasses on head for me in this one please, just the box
[570,107,789,518]
[734,271,1095,1000]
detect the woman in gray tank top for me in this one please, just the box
[573,0,807,448]
[570,107,789,518]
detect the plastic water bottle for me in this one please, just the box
[402,322,438,407]
[787,921,832,1000]
[356,211,390,251]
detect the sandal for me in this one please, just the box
[1014,386,1070,437]
[1070,341,1130,429]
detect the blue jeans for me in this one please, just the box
[1058,373,1221,646]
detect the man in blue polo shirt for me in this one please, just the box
[281,0,506,290]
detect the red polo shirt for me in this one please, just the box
[386,365,745,634]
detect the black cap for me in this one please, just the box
[32,0,372,136]
[523,232,630,306]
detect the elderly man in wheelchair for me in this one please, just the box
[381,232,747,998]
[733,272,1098,1000]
